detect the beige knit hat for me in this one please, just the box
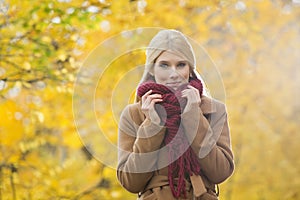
[139,29,207,91]
[139,29,195,83]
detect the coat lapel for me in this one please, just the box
[200,96,217,114]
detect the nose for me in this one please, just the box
[169,67,179,79]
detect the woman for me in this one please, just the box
[117,29,234,200]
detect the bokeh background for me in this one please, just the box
[0,0,299,199]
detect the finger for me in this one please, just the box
[145,89,153,95]
[147,94,162,100]
[181,89,188,93]
[186,86,200,95]
[181,88,191,94]
[142,90,152,100]
[187,85,197,90]
[181,93,187,98]
[151,98,163,104]
[143,96,162,108]
[182,90,199,99]
[149,99,163,107]
[143,96,156,107]
[181,88,194,95]
[149,97,163,104]
[181,90,187,96]
[181,90,190,96]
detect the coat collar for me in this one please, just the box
[200,95,217,114]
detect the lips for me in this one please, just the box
[166,82,181,87]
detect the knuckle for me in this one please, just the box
[141,107,148,111]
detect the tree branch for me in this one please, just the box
[9,164,17,200]
[0,166,2,200]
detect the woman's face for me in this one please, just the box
[153,50,190,90]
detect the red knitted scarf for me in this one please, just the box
[137,78,203,198]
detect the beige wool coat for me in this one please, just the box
[117,96,234,200]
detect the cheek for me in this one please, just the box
[153,67,168,83]
[179,67,190,79]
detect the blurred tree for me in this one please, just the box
[0,0,128,199]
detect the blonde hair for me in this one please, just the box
[136,29,209,101]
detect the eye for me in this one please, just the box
[158,63,168,68]
[177,62,187,68]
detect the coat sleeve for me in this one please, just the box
[181,101,234,184]
[117,104,166,193]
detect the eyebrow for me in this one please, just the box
[157,60,188,63]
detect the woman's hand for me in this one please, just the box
[181,85,201,113]
[141,90,163,125]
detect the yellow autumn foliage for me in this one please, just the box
[0,0,299,199]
